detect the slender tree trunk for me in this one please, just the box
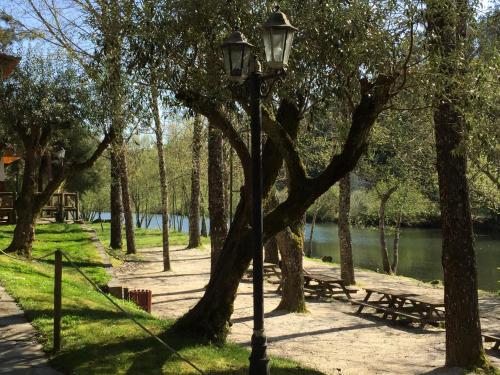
[117,141,136,255]
[338,174,355,284]
[276,217,306,312]
[378,186,397,274]
[201,206,208,237]
[264,191,280,264]
[427,0,485,366]
[391,211,402,274]
[110,148,122,249]
[188,115,202,248]
[307,209,318,258]
[208,123,228,274]
[151,73,170,271]
[171,186,176,229]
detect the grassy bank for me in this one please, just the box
[0,224,323,374]
[90,223,209,250]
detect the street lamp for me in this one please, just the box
[221,6,297,375]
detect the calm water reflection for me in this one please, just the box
[305,223,499,292]
[98,213,499,292]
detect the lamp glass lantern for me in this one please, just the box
[262,6,298,70]
[221,31,254,83]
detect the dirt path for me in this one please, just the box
[110,246,500,375]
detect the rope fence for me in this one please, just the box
[0,248,205,375]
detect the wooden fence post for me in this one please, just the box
[53,250,62,353]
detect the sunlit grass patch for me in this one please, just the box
[0,224,323,375]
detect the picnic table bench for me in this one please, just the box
[245,262,282,281]
[352,287,445,326]
[303,271,356,300]
[482,333,500,350]
[264,265,356,300]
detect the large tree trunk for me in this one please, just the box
[338,174,355,285]
[427,0,485,366]
[173,85,391,342]
[151,73,170,271]
[5,150,40,257]
[109,148,122,249]
[276,217,306,313]
[173,197,253,342]
[187,115,202,248]
[208,123,228,274]
[117,141,136,255]
[378,186,397,274]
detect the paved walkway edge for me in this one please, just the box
[0,284,62,375]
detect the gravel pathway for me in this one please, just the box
[110,245,499,375]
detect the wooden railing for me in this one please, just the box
[0,192,80,224]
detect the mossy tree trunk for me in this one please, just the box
[6,148,40,257]
[276,217,306,312]
[338,174,355,285]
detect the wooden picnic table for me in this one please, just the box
[259,264,356,300]
[303,271,356,300]
[483,333,500,351]
[352,287,445,326]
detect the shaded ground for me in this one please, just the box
[0,285,61,375]
[111,245,500,375]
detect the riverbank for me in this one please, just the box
[107,242,500,375]
[85,214,500,292]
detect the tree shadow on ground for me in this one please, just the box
[48,325,325,375]
[420,367,468,375]
[343,311,444,335]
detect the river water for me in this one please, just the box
[96,213,499,292]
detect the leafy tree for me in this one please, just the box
[134,0,423,341]
[426,0,486,367]
[0,55,113,256]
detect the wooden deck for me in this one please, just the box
[0,192,80,224]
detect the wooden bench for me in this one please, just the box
[303,271,356,300]
[351,300,423,322]
[353,287,445,326]
[482,333,500,350]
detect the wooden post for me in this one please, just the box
[75,192,80,221]
[53,250,62,353]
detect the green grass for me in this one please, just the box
[0,224,323,374]
[90,223,209,250]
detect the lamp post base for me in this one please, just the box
[249,329,270,375]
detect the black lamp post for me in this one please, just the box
[221,6,298,375]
